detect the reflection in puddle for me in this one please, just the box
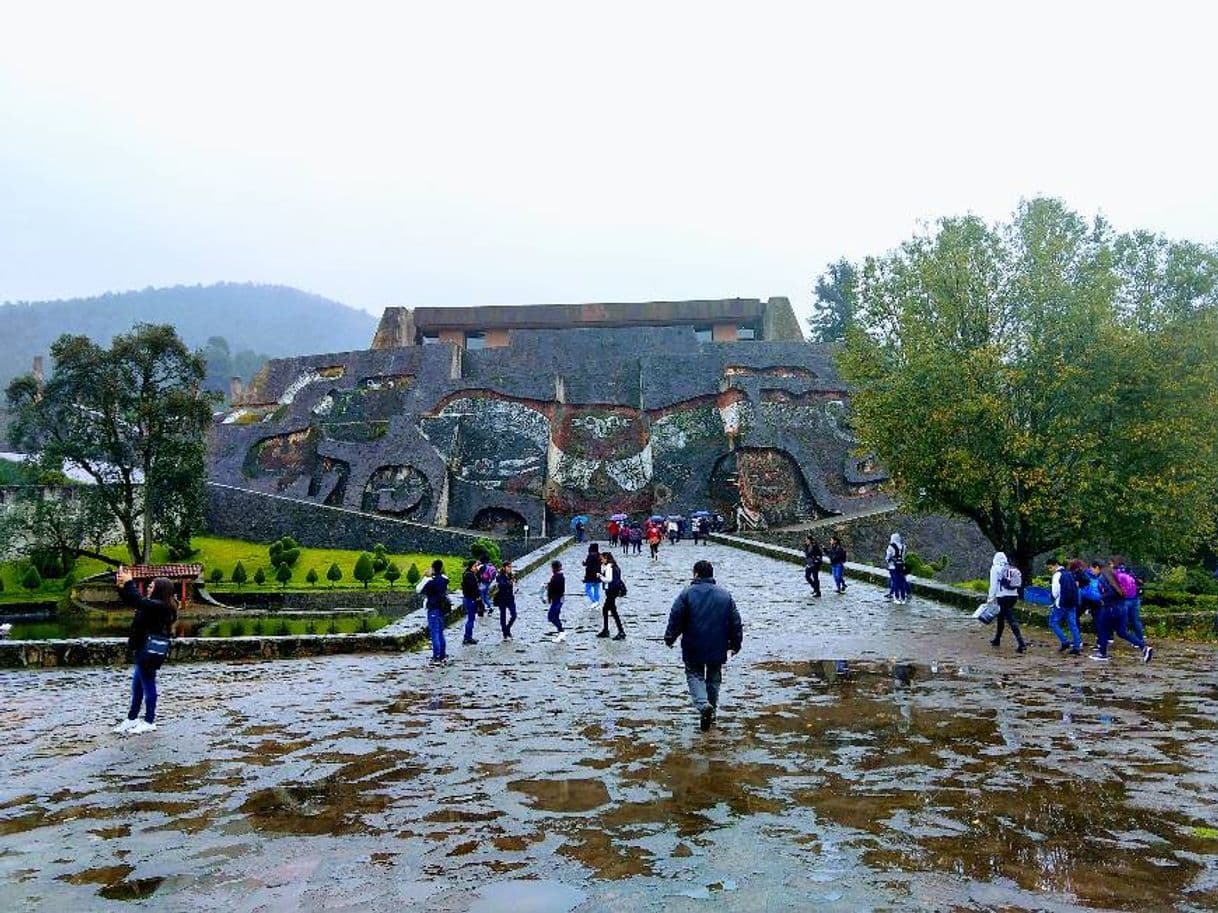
[509,778,611,813]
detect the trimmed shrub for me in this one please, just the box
[254,567,267,587]
[21,566,42,592]
[384,561,401,588]
[276,563,292,589]
[326,563,343,588]
[232,562,248,589]
[306,568,319,587]
[209,567,224,585]
[353,553,376,589]
[406,562,421,586]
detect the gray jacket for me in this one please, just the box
[665,577,743,666]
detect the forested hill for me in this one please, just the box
[0,283,379,387]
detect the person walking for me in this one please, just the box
[607,519,620,549]
[112,568,177,734]
[1115,559,1145,642]
[583,544,602,607]
[667,519,679,546]
[417,559,451,665]
[827,536,848,594]
[664,559,743,732]
[574,519,586,543]
[987,551,1026,653]
[460,560,481,645]
[478,558,497,617]
[1091,559,1152,662]
[885,534,910,604]
[629,524,642,555]
[494,561,518,640]
[803,534,824,598]
[546,560,566,642]
[597,552,627,640]
[647,525,662,562]
[1047,558,1081,655]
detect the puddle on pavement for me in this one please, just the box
[509,778,611,813]
[466,878,586,912]
[98,876,165,901]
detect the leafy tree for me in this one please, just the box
[6,324,214,563]
[209,568,224,585]
[326,562,343,589]
[21,565,42,592]
[384,561,402,588]
[353,553,376,589]
[254,567,267,587]
[405,562,421,586]
[838,198,1218,577]
[372,543,388,574]
[306,567,319,587]
[275,563,292,590]
[807,258,858,343]
[231,561,248,589]
[471,538,502,566]
[268,537,301,570]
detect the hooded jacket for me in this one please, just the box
[885,533,905,570]
[988,552,1020,601]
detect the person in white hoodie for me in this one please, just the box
[885,533,910,604]
[987,551,1026,653]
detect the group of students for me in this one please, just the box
[801,534,850,597]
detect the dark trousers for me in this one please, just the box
[601,592,624,634]
[427,608,447,659]
[1095,602,1144,655]
[804,564,821,595]
[548,598,563,632]
[498,598,517,637]
[128,658,158,723]
[684,661,722,711]
[992,595,1025,647]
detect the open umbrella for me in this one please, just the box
[690,509,712,518]
[666,514,685,522]
[570,515,589,530]
[648,515,666,523]
[609,513,629,522]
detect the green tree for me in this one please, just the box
[6,324,214,563]
[838,198,1218,576]
[231,561,248,589]
[209,568,224,585]
[807,258,858,343]
[306,567,319,587]
[471,538,502,566]
[384,561,401,588]
[353,553,376,589]
[405,562,421,586]
[254,566,267,587]
[21,565,42,592]
[275,563,292,590]
[326,562,343,589]
[372,543,388,574]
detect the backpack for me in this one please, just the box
[1079,572,1101,604]
[1000,566,1022,590]
[616,577,628,598]
[890,545,906,574]
[1116,570,1138,599]
[1056,569,1079,608]
[1097,575,1120,603]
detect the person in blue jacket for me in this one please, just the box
[112,567,178,734]
[416,559,451,665]
[664,560,744,732]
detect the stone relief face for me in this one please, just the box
[361,465,432,518]
[736,448,818,525]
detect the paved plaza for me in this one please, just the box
[2,541,1217,911]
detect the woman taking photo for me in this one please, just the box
[112,567,177,734]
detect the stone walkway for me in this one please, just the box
[2,541,1217,912]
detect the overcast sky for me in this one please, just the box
[2,1,1215,325]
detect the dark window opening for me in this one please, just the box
[465,332,487,350]
[694,326,713,343]
[420,334,440,345]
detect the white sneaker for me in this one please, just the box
[128,720,158,734]
[111,718,138,734]
[554,631,567,643]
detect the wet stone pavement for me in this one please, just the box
[2,541,1218,912]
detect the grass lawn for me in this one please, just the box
[0,535,471,602]
[201,615,393,637]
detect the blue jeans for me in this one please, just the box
[427,608,447,660]
[831,563,845,591]
[548,598,564,632]
[1124,597,1144,641]
[889,569,910,599]
[584,581,601,604]
[1049,604,1081,650]
[1095,603,1143,655]
[128,658,158,723]
[462,597,478,641]
[498,598,517,637]
[684,661,722,712]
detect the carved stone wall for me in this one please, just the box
[207,322,890,537]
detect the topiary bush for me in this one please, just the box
[472,538,502,566]
[209,567,224,585]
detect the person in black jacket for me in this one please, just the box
[803,535,823,598]
[546,560,566,642]
[112,568,178,734]
[827,537,848,593]
[494,561,518,640]
[460,561,481,646]
[582,544,602,608]
[665,560,743,731]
